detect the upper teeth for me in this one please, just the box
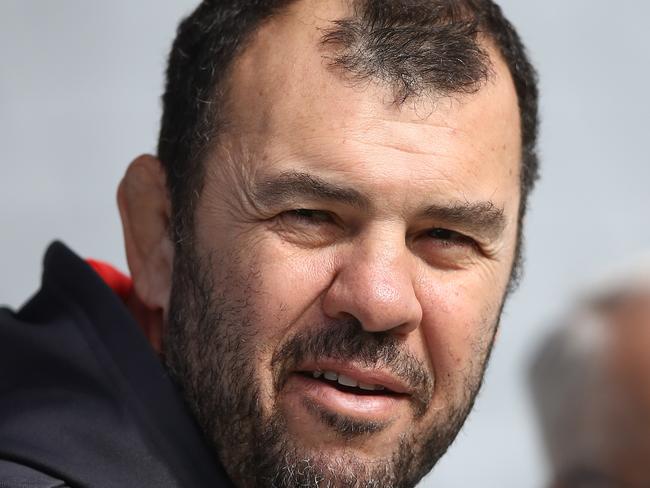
[312,370,385,391]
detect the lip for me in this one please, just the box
[283,372,408,422]
[293,360,413,395]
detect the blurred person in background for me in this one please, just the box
[530,255,650,488]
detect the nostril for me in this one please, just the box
[388,320,420,336]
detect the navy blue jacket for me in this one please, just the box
[0,242,233,487]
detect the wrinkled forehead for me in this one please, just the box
[225,0,518,138]
[225,0,363,137]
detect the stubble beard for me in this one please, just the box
[163,242,499,488]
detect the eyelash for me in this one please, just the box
[282,208,335,224]
[281,209,475,247]
[426,228,475,247]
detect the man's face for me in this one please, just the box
[164,1,521,486]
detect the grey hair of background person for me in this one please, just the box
[529,254,650,474]
[529,311,611,476]
[1,1,650,487]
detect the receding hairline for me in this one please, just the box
[318,0,495,102]
[215,0,510,152]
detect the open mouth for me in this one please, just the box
[280,365,413,426]
[296,370,400,396]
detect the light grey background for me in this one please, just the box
[1,2,649,487]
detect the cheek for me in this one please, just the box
[244,240,339,338]
[416,271,504,399]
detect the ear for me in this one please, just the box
[117,155,174,352]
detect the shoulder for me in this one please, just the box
[0,242,234,488]
[0,460,69,488]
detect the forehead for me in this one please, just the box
[222,0,521,205]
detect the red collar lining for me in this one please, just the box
[86,259,133,302]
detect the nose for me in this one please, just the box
[322,232,422,335]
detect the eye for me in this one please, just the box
[281,209,335,225]
[426,228,475,247]
[416,228,479,268]
[273,209,342,248]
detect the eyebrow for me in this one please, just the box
[254,170,506,240]
[418,201,506,241]
[253,171,369,209]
